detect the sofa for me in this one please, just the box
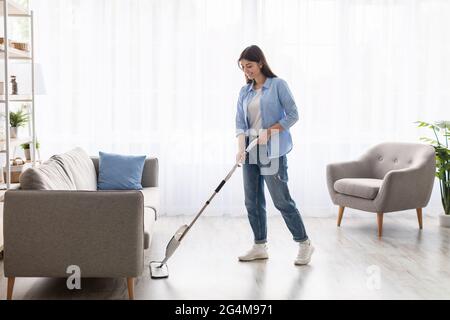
[3,148,159,300]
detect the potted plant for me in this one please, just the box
[417,121,450,227]
[9,109,29,139]
[20,141,40,161]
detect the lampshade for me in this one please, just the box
[34,63,46,95]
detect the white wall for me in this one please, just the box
[29,0,449,216]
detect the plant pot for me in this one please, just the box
[24,148,30,161]
[439,214,450,228]
[10,127,17,139]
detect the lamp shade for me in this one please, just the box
[34,63,46,95]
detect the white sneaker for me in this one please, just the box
[295,239,314,265]
[238,244,269,261]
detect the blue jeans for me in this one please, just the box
[243,143,308,244]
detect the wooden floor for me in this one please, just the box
[1,213,450,300]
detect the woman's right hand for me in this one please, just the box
[236,150,246,164]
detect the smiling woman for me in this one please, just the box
[234,45,314,266]
[28,0,448,217]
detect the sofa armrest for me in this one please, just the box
[374,166,435,212]
[3,190,144,278]
[141,158,159,188]
[326,160,371,202]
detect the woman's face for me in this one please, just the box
[240,59,262,80]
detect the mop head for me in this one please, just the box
[150,261,169,279]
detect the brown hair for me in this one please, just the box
[238,45,277,84]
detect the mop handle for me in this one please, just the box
[179,138,259,241]
[180,163,239,240]
[246,138,259,153]
[215,138,258,192]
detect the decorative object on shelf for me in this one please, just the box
[20,140,40,161]
[10,75,18,95]
[0,38,29,52]
[417,120,450,227]
[9,109,30,139]
[3,157,26,183]
[0,37,12,47]
[10,41,29,52]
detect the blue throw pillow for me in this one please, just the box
[97,151,146,190]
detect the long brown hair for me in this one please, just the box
[238,45,277,84]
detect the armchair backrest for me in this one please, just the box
[361,142,435,180]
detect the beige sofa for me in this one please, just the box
[3,148,159,299]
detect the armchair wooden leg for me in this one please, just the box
[416,208,423,230]
[377,213,384,237]
[7,277,15,300]
[337,206,345,227]
[127,277,134,300]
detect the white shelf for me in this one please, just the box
[0,94,32,102]
[0,182,20,190]
[0,137,32,153]
[0,44,31,60]
[0,94,32,103]
[0,0,29,16]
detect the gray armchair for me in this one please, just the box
[326,142,435,237]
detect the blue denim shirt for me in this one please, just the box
[235,77,299,159]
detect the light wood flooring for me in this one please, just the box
[1,212,450,300]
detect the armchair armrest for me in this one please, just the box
[3,190,144,278]
[326,160,371,202]
[374,166,435,212]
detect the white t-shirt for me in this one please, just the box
[247,88,262,140]
[246,88,270,163]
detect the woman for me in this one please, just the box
[235,45,314,265]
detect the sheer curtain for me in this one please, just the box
[29,0,449,216]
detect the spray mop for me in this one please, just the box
[150,138,259,279]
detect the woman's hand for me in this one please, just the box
[258,124,284,145]
[257,129,270,145]
[236,150,246,164]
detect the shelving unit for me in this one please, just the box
[0,44,31,59]
[0,0,35,259]
[0,0,29,15]
[0,0,36,192]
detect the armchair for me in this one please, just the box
[326,142,435,237]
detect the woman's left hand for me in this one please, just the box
[257,129,271,145]
[258,124,284,145]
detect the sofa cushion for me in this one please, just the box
[19,158,77,190]
[334,178,383,200]
[97,152,146,190]
[19,147,97,191]
[52,147,97,191]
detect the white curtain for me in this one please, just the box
[29,0,449,216]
